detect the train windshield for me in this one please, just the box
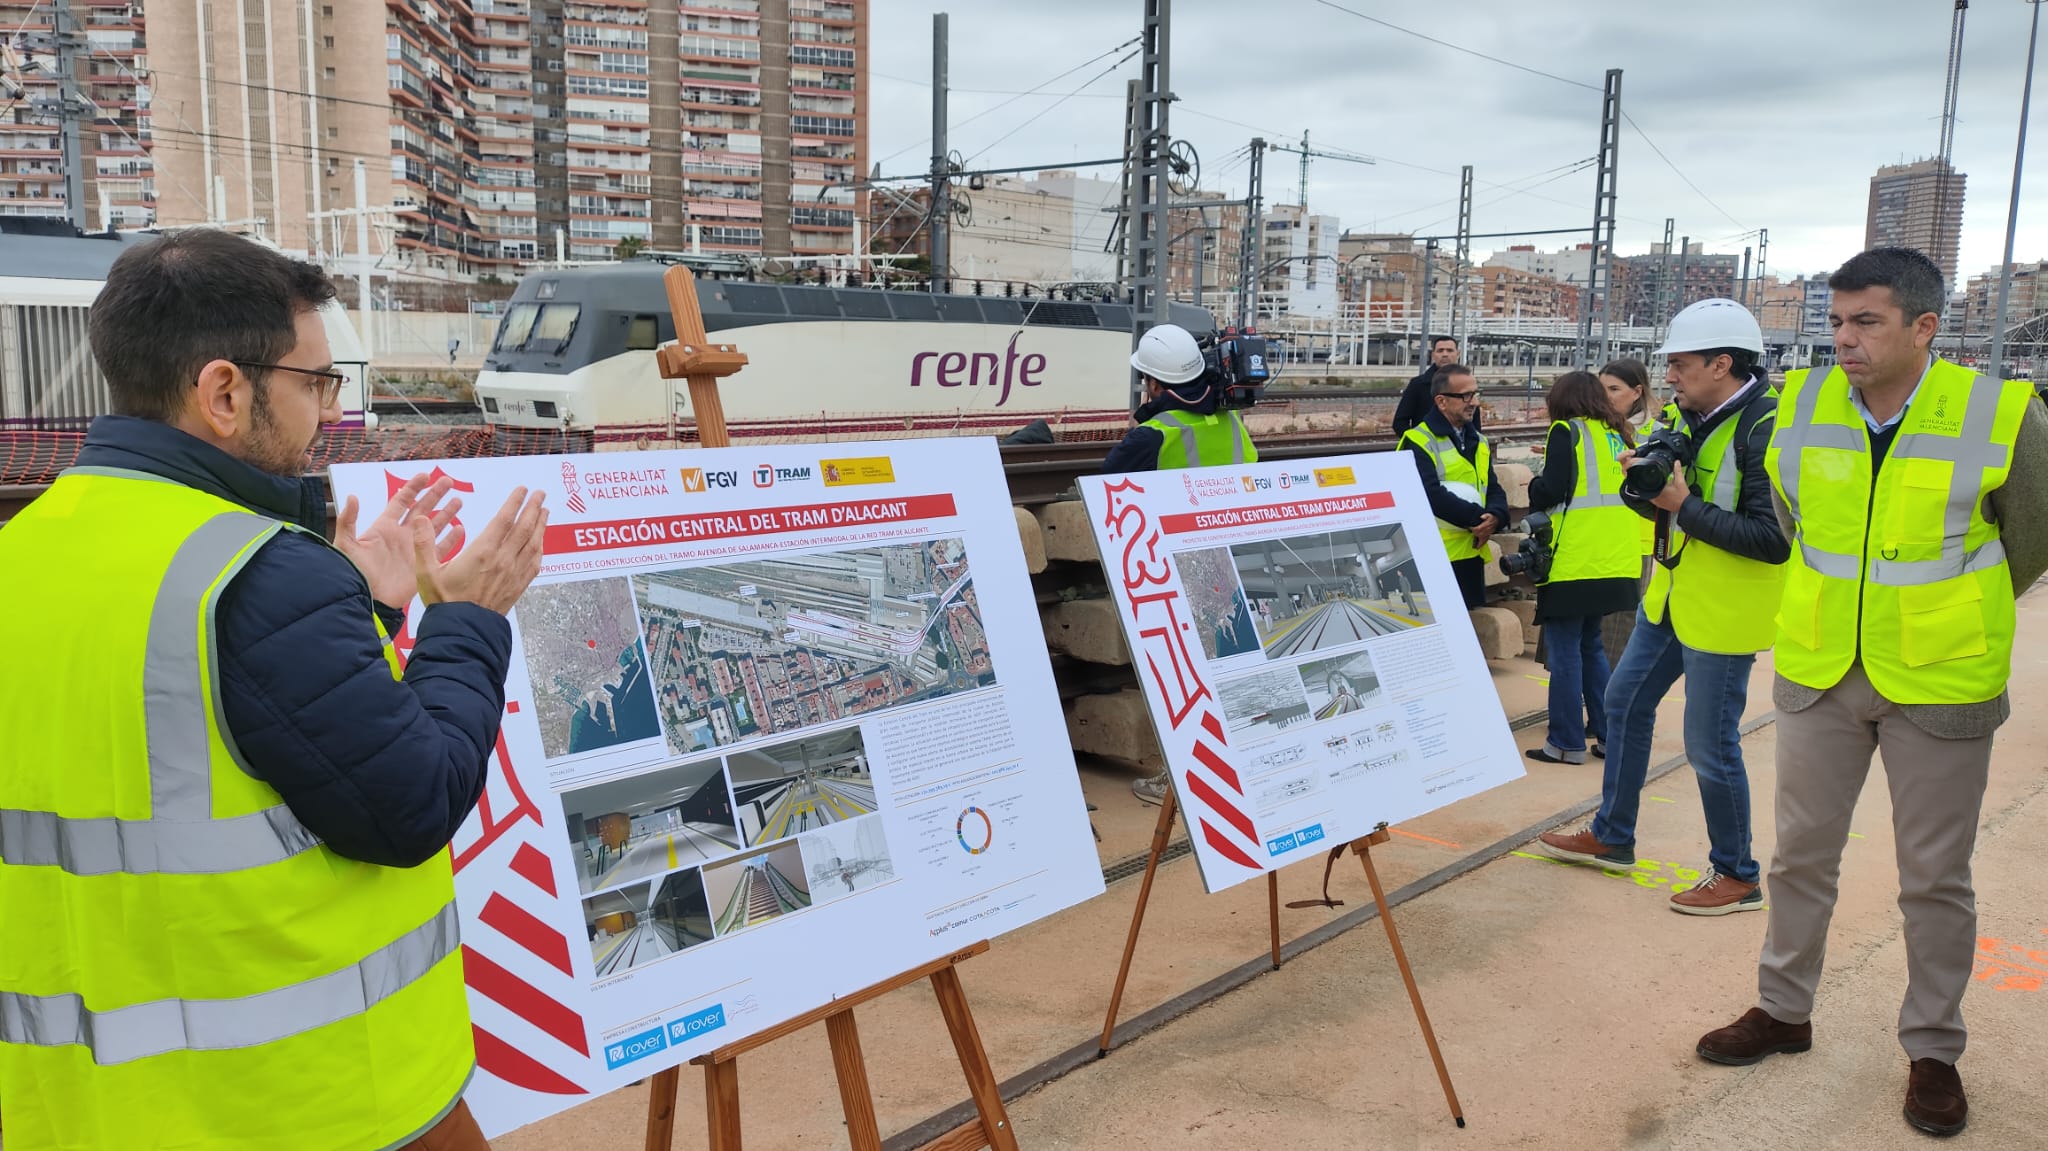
[494,303,581,352]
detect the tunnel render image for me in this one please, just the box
[563,758,743,896]
[1221,524,1435,659]
[582,870,713,981]
[729,727,876,846]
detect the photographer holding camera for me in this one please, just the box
[1102,324,1260,473]
[1516,372,1644,765]
[1401,364,1509,610]
[1540,299,1789,916]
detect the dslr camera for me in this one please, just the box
[1202,330,1272,410]
[1624,427,1695,502]
[1497,510,1553,583]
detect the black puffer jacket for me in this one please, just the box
[1622,376,1790,566]
[70,416,513,868]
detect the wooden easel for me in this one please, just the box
[640,268,1018,1151]
[1098,803,1465,1128]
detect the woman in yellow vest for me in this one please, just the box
[1521,372,1644,764]
[1597,357,1655,668]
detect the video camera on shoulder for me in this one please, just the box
[1623,427,1695,501]
[1202,329,1272,410]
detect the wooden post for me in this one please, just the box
[1352,827,1465,1128]
[1098,788,1178,1056]
[826,1011,883,1151]
[655,265,748,449]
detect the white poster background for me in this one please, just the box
[1079,453,1524,893]
[330,438,1101,1137]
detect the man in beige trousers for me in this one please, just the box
[1695,247,2048,1138]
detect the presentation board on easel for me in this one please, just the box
[1079,454,1524,892]
[330,438,1102,1138]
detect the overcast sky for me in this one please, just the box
[868,0,2048,285]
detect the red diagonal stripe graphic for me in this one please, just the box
[479,892,575,977]
[462,944,589,1056]
[511,842,558,896]
[473,1024,588,1096]
[1191,739,1243,793]
[1200,710,1225,743]
[1200,817,1262,870]
[1184,769,1257,844]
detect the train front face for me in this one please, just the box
[475,264,674,434]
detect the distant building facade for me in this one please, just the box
[1866,159,1965,290]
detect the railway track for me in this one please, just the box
[0,422,1548,523]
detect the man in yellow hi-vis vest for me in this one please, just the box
[0,230,547,1149]
[1696,247,2048,1138]
[1399,364,1508,610]
[1101,324,1259,473]
[1538,299,1789,915]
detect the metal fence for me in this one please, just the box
[0,303,112,428]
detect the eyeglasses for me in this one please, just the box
[233,361,347,406]
[1442,390,1480,402]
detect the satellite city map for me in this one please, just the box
[632,539,997,754]
[517,577,662,759]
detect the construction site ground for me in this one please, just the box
[499,591,2048,1150]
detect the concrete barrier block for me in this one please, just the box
[1066,689,1162,766]
[1468,607,1523,660]
[1496,462,1534,510]
[1042,598,1130,666]
[1483,541,1508,588]
[1013,505,1047,574]
[1500,598,1537,629]
[1037,500,1100,564]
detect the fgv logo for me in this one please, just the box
[603,1023,668,1072]
[560,460,587,513]
[908,332,1049,407]
[669,1003,728,1045]
[682,467,741,491]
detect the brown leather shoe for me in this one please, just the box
[1696,1007,1812,1066]
[1904,1058,1967,1136]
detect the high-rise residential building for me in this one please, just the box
[1472,265,1577,320]
[1961,261,2048,340]
[1258,203,1339,319]
[0,1,153,229]
[142,0,865,280]
[1616,242,1739,324]
[1866,159,1965,290]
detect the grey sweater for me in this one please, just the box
[1772,395,2048,739]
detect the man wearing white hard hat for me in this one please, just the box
[1398,363,1507,610]
[1101,323,1258,473]
[1696,247,2048,1137]
[1539,298,1789,916]
[1105,323,1258,807]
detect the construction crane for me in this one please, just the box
[1935,1,1970,230]
[1267,132,1377,209]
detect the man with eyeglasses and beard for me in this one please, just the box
[0,229,548,1150]
[1400,363,1507,609]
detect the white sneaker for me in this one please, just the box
[1131,772,1170,805]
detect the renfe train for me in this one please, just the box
[476,262,1220,441]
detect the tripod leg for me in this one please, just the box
[1099,788,1178,1056]
[1357,840,1466,1127]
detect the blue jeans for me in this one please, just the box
[1543,613,1609,755]
[1589,605,1759,883]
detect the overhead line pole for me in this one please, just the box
[929,14,951,294]
[1578,69,1622,367]
[1236,136,1264,331]
[1128,0,1173,410]
[1451,165,1472,343]
[1990,0,2045,376]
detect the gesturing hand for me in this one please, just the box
[412,486,548,615]
[1651,462,1690,513]
[334,473,464,610]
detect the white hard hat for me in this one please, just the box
[1655,298,1764,356]
[1130,324,1207,386]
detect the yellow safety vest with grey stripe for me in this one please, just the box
[1543,418,1642,584]
[1641,391,1787,654]
[1400,424,1491,562]
[1767,360,2033,703]
[0,469,471,1150]
[1141,409,1258,469]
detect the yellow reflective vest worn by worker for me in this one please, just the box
[1545,418,1643,583]
[1641,394,1787,655]
[1767,359,2034,704]
[0,470,472,1150]
[1142,408,1259,468]
[1401,423,1491,562]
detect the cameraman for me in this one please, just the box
[1520,372,1643,765]
[1400,364,1507,609]
[1101,324,1258,473]
[1539,299,1789,916]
